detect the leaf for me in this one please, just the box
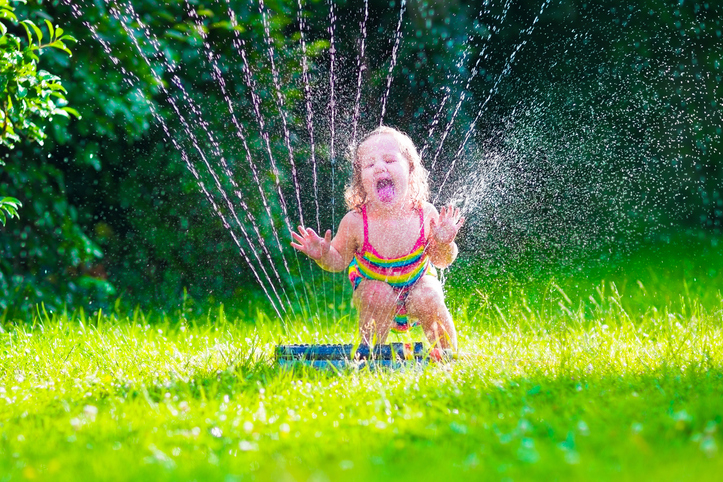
[48,82,67,92]
[0,21,6,37]
[62,106,81,118]
[20,20,32,45]
[21,19,42,45]
[44,19,54,41]
[0,196,22,226]
[0,9,18,24]
[50,40,73,57]
[49,39,72,56]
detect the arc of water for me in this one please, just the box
[435,0,553,204]
[222,6,296,237]
[217,3,296,243]
[327,0,338,226]
[231,2,326,318]
[351,0,369,145]
[296,0,321,233]
[258,0,306,229]
[185,4,303,316]
[114,2,293,315]
[259,0,316,320]
[327,0,339,319]
[234,37,314,317]
[130,1,309,317]
[420,1,497,160]
[223,2,324,317]
[295,0,324,319]
[379,0,407,125]
[67,0,286,317]
[233,42,293,234]
[419,87,450,160]
[428,1,514,173]
[256,0,320,317]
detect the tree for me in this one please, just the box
[1,0,78,228]
[1,0,78,148]
[0,0,101,317]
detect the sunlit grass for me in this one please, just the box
[1,266,722,481]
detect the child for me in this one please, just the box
[291,126,464,350]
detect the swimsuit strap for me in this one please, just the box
[361,205,371,252]
[417,205,425,244]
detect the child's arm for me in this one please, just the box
[290,212,359,272]
[427,204,465,268]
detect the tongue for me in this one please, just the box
[377,182,395,202]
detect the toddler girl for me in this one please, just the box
[291,126,464,350]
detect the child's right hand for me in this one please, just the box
[290,226,332,261]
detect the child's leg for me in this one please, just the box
[405,276,458,350]
[353,279,398,345]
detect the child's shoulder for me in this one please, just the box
[341,209,363,224]
[338,209,364,234]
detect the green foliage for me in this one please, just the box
[0,1,105,317]
[0,149,20,226]
[1,0,721,316]
[0,0,78,148]
[0,195,20,225]
[0,154,115,316]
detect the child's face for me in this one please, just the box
[357,133,411,207]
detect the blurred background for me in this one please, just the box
[1,0,720,319]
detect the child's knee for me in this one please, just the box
[408,284,445,317]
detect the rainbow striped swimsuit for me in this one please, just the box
[348,205,435,332]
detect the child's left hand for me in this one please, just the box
[430,205,465,245]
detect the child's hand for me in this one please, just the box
[290,226,332,261]
[430,206,465,246]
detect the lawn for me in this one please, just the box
[1,237,722,481]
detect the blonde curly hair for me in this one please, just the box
[344,126,430,211]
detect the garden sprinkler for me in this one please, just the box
[275,342,456,369]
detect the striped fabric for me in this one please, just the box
[348,205,434,332]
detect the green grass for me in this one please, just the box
[1,241,722,481]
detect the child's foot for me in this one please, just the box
[429,347,443,362]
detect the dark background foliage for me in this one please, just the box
[1,0,720,318]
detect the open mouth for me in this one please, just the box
[376,178,396,202]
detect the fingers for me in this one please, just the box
[438,205,464,224]
[431,206,465,245]
[293,225,322,241]
[290,225,331,247]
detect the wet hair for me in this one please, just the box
[344,126,430,211]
